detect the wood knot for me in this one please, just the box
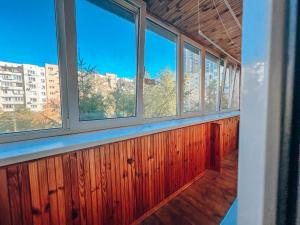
[127,158,134,165]
[44,203,50,212]
[32,207,42,215]
[72,208,78,220]
[48,189,57,196]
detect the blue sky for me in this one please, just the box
[0,0,176,79]
[0,1,58,66]
[241,0,267,65]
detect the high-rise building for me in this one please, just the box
[0,61,49,112]
[45,64,60,105]
[184,49,201,110]
[0,62,25,112]
[23,64,47,112]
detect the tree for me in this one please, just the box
[0,107,62,133]
[112,79,136,118]
[77,57,108,120]
[183,73,199,112]
[144,68,177,118]
[205,75,218,112]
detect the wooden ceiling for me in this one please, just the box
[145,0,243,62]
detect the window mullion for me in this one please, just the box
[229,65,237,109]
[55,0,70,130]
[136,3,146,122]
[62,0,80,130]
[178,34,183,117]
[219,59,228,111]
[200,49,206,114]
[216,58,221,112]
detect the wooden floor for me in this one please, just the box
[139,150,238,225]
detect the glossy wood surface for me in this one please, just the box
[140,150,238,225]
[146,0,243,60]
[0,116,239,225]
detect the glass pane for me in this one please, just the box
[76,0,137,121]
[204,54,219,113]
[232,69,240,109]
[144,20,177,118]
[221,65,231,109]
[0,0,62,134]
[183,43,201,113]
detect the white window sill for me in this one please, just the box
[0,111,239,167]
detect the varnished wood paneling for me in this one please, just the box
[145,0,243,60]
[140,150,238,225]
[0,168,11,225]
[0,116,239,225]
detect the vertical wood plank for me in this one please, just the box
[54,156,66,225]
[18,164,33,225]
[77,151,87,225]
[46,158,59,225]
[7,165,22,225]
[113,143,122,225]
[104,144,113,225]
[94,147,103,225]
[109,144,117,225]
[0,168,11,225]
[83,150,93,225]
[28,161,42,225]
[148,135,155,209]
[37,160,50,225]
[70,152,81,224]
[135,137,142,218]
[89,149,99,225]
[119,141,127,225]
[99,146,107,225]
[127,139,136,223]
[62,154,73,225]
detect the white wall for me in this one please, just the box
[238,0,289,224]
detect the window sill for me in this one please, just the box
[0,111,239,167]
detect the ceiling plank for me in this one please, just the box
[145,0,243,60]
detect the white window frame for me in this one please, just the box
[180,35,204,118]
[68,0,146,132]
[142,15,181,123]
[204,51,221,114]
[0,0,240,144]
[219,61,241,113]
[0,0,69,143]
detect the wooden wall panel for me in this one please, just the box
[0,116,239,225]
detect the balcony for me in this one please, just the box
[1,0,298,224]
[0,0,243,224]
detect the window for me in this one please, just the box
[220,63,240,110]
[76,0,138,121]
[144,19,178,118]
[220,62,231,110]
[183,42,201,113]
[0,0,240,142]
[204,53,220,113]
[0,0,62,134]
[232,68,240,109]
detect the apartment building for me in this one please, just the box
[45,64,60,105]
[23,64,47,112]
[0,61,53,112]
[0,62,25,112]
[184,47,201,110]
